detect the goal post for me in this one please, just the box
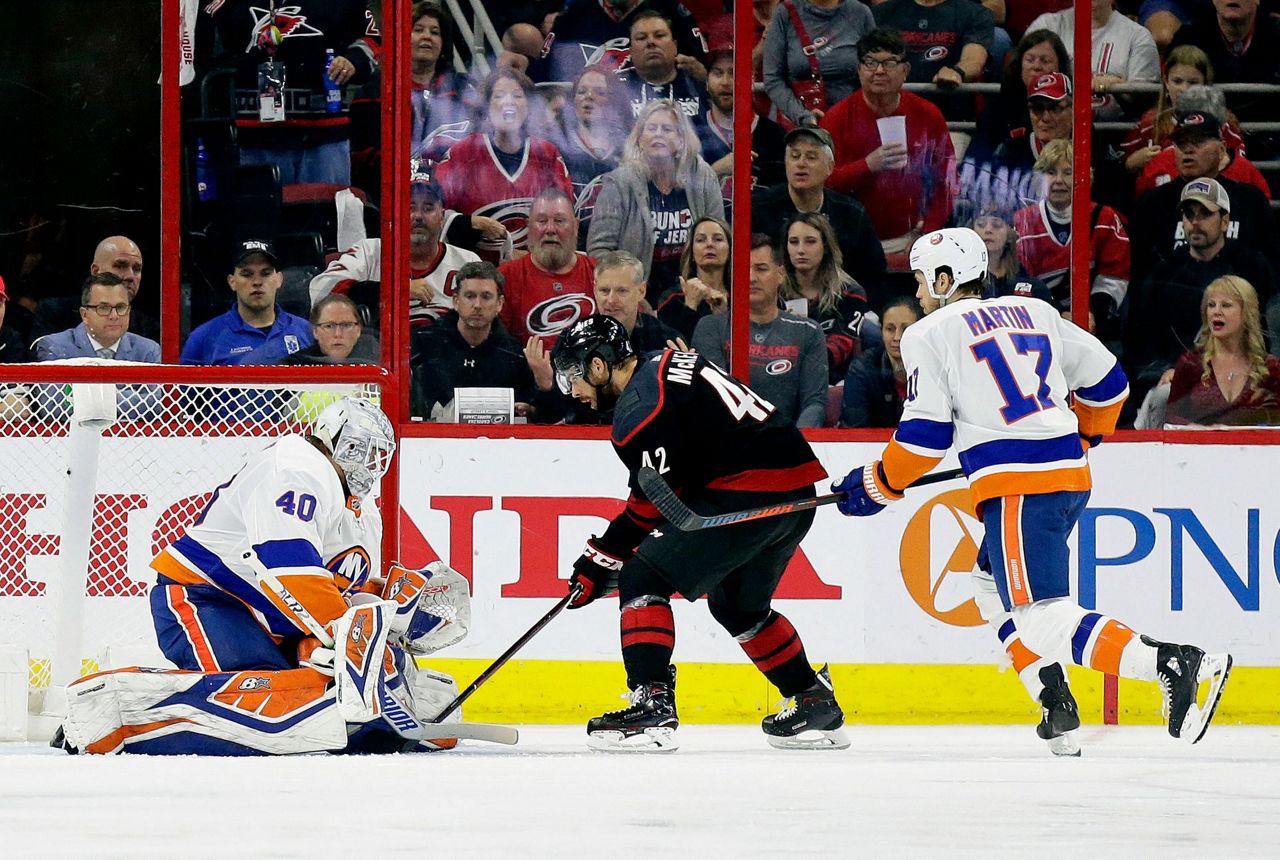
[0,359,396,741]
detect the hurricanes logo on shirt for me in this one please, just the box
[246,6,323,53]
[527,294,597,338]
[583,37,632,73]
[474,199,534,249]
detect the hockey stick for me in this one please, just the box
[431,585,582,723]
[419,722,520,745]
[637,466,966,531]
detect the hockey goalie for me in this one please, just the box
[56,397,473,756]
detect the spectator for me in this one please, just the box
[1166,275,1280,426]
[618,10,708,119]
[0,275,28,364]
[692,234,827,428]
[32,273,159,362]
[1119,47,1245,177]
[409,261,539,421]
[696,48,787,220]
[554,64,635,231]
[182,240,313,365]
[1015,139,1130,335]
[970,205,1053,303]
[871,0,993,91]
[1128,104,1277,283]
[971,29,1071,163]
[526,250,685,425]
[657,216,731,342]
[1139,0,1211,51]
[780,212,882,384]
[1005,0,1070,40]
[587,99,725,303]
[29,236,158,348]
[1126,178,1278,400]
[309,167,480,329]
[407,2,477,161]
[202,0,379,184]
[1170,0,1280,157]
[839,295,922,427]
[751,127,888,308]
[434,67,574,258]
[822,28,956,263]
[513,0,707,86]
[987,72,1072,204]
[1134,86,1269,200]
[500,186,598,350]
[281,294,379,364]
[762,0,876,128]
[1027,0,1160,121]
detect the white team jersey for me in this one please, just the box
[1028,10,1160,120]
[887,295,1127,503]
[152,435,383,637]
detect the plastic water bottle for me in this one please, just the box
[195,137,217,202]
[323,49,343,113]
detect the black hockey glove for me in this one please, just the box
[568,539,624,609]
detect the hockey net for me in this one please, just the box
[0,361,388,740]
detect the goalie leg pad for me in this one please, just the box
[333,601,425,748]
[403,659,462,751]
[61,666,347,756]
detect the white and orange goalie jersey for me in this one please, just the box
[151,435,382,639]
[881,295,1129,506]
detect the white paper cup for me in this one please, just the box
[876,115,907,148]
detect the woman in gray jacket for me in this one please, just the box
[586,99,725,307]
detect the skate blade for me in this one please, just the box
[765,727,850,751]
[586,726,679,753]
[1183,653,1233,745]
[1046,730,1081,757]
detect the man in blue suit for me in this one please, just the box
[30,272,162,420]
[32,273,160,362]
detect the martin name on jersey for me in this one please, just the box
[151,435,383,637]
[882,295,1128,505]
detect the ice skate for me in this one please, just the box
[1144,636,1232,744]
[762,665,849,750]
[586,667,679,752]
[1035,664,1081,757]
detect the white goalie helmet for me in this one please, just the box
[311,397,396,497]
[910,227,989,302]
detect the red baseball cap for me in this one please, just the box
[0,274,8,301]
[1027,72,1072,102]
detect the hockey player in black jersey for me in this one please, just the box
[551,314,849,752]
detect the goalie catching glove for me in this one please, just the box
[381,561,472,654]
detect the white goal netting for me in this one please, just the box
[0,365,384,739]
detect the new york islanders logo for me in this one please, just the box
[327,546,373,595]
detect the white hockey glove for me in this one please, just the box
[382,561,472,655]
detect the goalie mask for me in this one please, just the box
[312,397,396,497]
[550,314,635,411]
[910,227,988,303]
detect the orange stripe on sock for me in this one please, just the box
[1006,638,1038,673]
[167,586,221,671]
[1089,619,1136,676]
[1003,497,1031,606]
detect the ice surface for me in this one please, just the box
[2,725,1277,859]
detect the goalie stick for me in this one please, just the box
[420,722,519,745]
[637,466,966,531]
[431,585,581,723]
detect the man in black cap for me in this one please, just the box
[1128,98,1277,285]
[751,125,888,309]
[181,239,314,365]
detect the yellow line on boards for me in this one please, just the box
[422,659,1279,725]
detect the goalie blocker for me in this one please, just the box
[59,563,477,755]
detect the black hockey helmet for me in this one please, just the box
[550,314,635,395]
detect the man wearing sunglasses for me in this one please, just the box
[32,272,159,362]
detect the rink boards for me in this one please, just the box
[404,437,1280,724]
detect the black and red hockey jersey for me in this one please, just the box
[433,133,574,256]
[531,0,707,84]
[203,0,379,147]
[597,350,828,555]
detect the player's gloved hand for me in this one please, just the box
[832,461,903,517]
[1079,432,1103,450]
[568,539,624,609]
[298,636,336,676]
